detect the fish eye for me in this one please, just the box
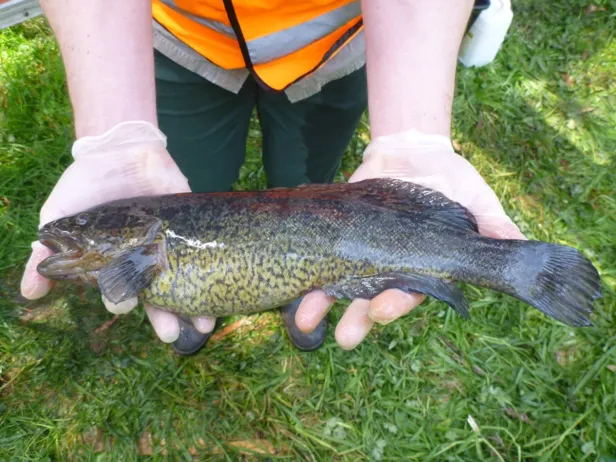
[76,213,89,226]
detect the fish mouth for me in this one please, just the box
[37,229,89,279]
[38,229,84,256]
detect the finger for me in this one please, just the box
[102,295,138,314]
[295,290,335,333]
[477,216,527,241]
[347,159,377,184]
[368,289,425,325]
[335,298,375,350]
[471,189,527,241]
[20,242,54,300]
[144,305,180,343]
[191,316,216,334]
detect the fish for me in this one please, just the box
[36,178,601,327]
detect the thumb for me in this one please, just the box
[473,212,526,241]
[21,241,54,300]
[347,159,378,184]
[469,186,527,241]
[470,199,526,240]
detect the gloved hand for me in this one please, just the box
[20,121,216,342]
[295,129,526,350]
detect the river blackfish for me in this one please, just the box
[36,178,601,326]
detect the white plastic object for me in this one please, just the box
[458,0,514,67]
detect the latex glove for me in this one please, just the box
[296,129,526,349]
[20,121,216,342]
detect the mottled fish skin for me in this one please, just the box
[36,179,601,327]
[143,193,420,316]
[96,190,474,316]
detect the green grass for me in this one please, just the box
[1,1,615,460]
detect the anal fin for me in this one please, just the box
[323,272,470,319]
[98,244,162,304]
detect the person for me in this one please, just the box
[20,0,525,355]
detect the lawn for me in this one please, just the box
[1,1,615,460]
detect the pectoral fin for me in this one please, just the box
[322,272,470,319]
[98,244,162,304]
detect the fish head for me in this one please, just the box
[36,207,162,284]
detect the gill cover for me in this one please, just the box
[95,215,166,304]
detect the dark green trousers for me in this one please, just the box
[154,51,368,192]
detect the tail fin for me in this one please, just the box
[511,243,601,327]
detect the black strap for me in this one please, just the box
[222,0,363,92]
[222,0,269,87]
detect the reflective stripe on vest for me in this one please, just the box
[246,1,361,65]
[152,0,363,91]
[159,0,236,38]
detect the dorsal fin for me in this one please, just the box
[281,179,479,234]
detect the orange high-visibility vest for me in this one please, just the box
[152,0,364,91]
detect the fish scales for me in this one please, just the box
[35,179,601,328]
[146,194,417,316]
[139,193,462,315]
